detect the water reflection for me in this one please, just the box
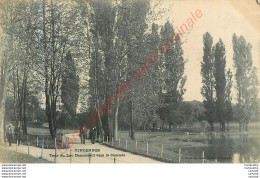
[205,133,259,163]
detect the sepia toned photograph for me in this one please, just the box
[0,0,259,166]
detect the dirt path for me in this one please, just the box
[2,134,163,163]
[0,145,50,163]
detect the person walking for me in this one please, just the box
[80,126,87,144]
[80,126,83,144]
[91,127,96,144]
[82,127,86,144]
[14,125,22,146]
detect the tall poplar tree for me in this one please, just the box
[201,32,215,131]
[225,69,233,131]
[118,0,150,139]
[214,39,226,131]
[61,51,80,119]
[160,21,186,132]
[232,33,259,131]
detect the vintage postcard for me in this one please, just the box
[0,0,259,168]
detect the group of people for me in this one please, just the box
[5,123,23,146]
[79,126,97,144]
[5,123,98,146]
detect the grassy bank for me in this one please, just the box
[101,121,260,163]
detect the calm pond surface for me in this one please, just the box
[206,133,259,163]
[179,133,260,163]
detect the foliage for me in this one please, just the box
[232,34,259,131]
[201,32,216,131]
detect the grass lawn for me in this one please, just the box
[104,121,260,163]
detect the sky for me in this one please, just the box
[153,0,260,102]
[0,0,259,109]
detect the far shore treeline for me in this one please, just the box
[0,0,258,142]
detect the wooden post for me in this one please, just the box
[107,136,108,143]
[47,137,48,149]
[114,158,116,164]
[135,139,137,150]
[102,135,104,143]
[99,135,100,142]
[125,140,128,150]
[161,144,163,158]
[37,136,38,146]
[146,142,149,155]
[89,154,91,164]
[119,138,121,147]
[112,137,114,146]
[28,143,30,155]
[16,140,18,152]
[179,148,181,163]
[202,151,205,163]
[70,149,72,164]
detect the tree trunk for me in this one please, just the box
[130,99,135,140]
[53,101,57,136]
[13,69,17,126]
[113,98,119,140]
[22,76,27,134]
[95,101,103,137]
[210,122,214,131]
[94,42,103,137]
[244,120,248,131]
[0,65,7,144]
[0,99,6,144]
[102,95,110,140]
[162,121,165,131]
[239,121,242,132]
[169,121,172,132]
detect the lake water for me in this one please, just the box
[180,133,260,163]
[205,133,260,163]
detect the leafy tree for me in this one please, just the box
[201,32,215,131]
[179,101,205,132]
[225,69,233,131]
[214,39,226,131]
[61,51,80,119]
[131,23,162,133]
[232,34,259,131]
[40,0,83,137]
[0,0,40,135]
[89,0,117,139]
[160,21,186,132]
[118,0,150,139]
[0,0,23,142]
